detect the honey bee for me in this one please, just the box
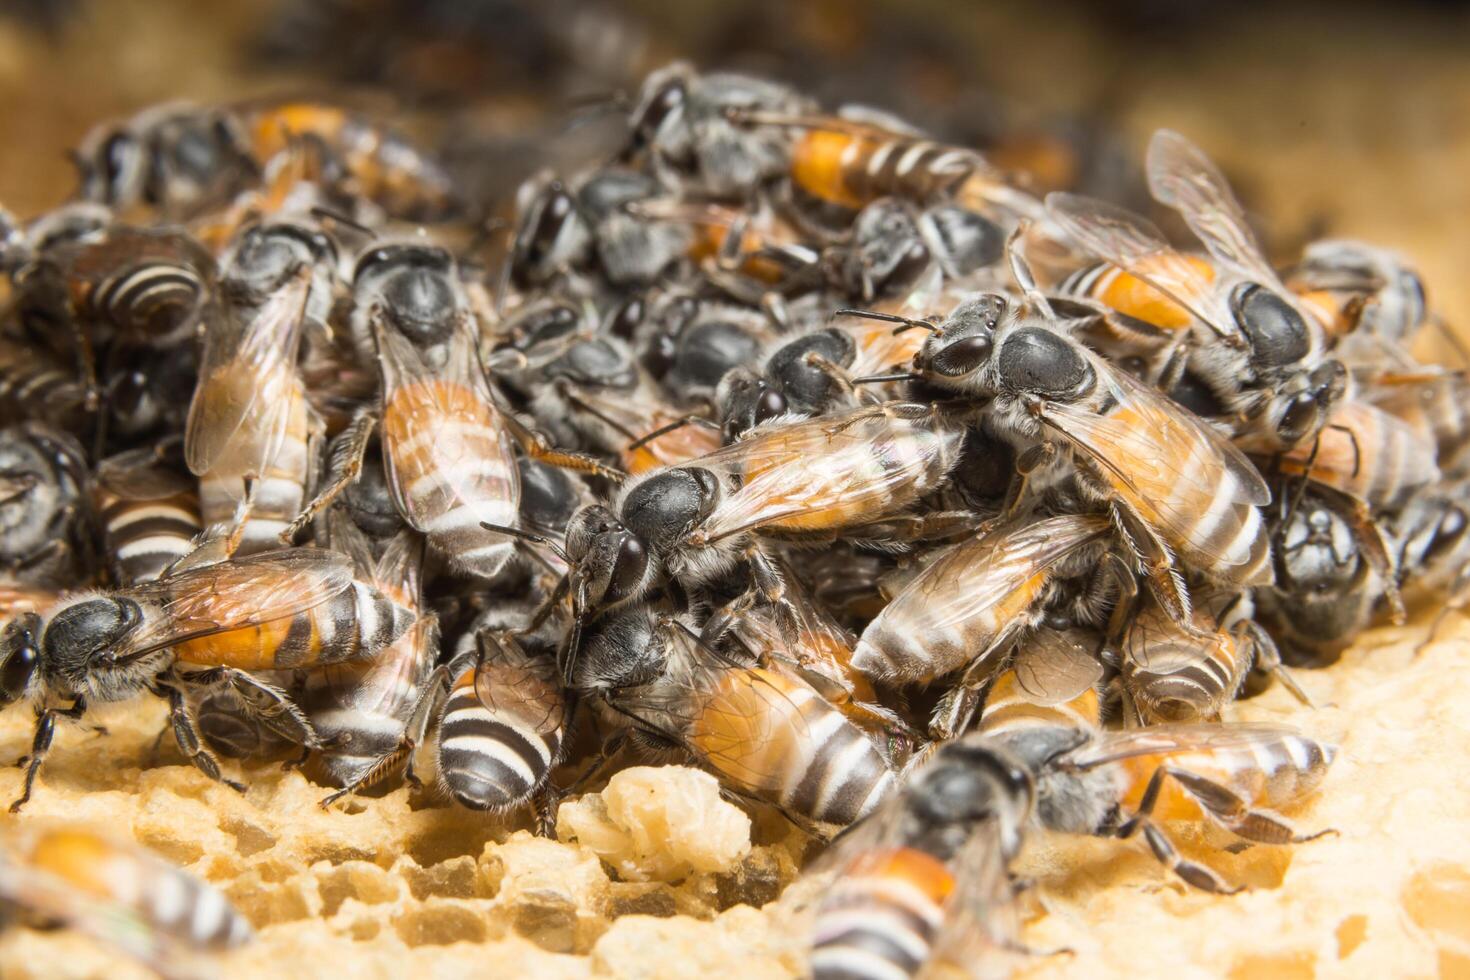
[796,732,1032,980]
[94,445,203,586]
[0,546,415,810]
[563,402,966,630]
[622,62,812,199]
[1046,130,1346,452]
[852,514,1112,739]
[0,335,90,431]
[1120,597,1306,724]
[977,624,1106,738]
[0,422,91,592]
[1362,369,1470,479]
[1286,239,1428,351]
[829,196,1004,304]
[300,516,439,800]
[894,276,1274,625]
[0,822,251,978]
[584,606,897,829]
[186,218,340,554]
[289,242,616,580]
[73,99,459,222]
[1393,485,1470,649]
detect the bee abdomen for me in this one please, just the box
[811,849,950,980]
[143,861,254,949]
[436,675,558,811]
[99,498,201,584]
[769,686,895,825]
[93,260,205,345]
[1127,646,1246,723]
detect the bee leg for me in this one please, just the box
[194,668,322,749]
[1234,620,1312,706]
[319,746,412,810]
[531,782,562,839]
[161,685,246,794]
[501,410,626,482]
[927,684,983,742]
[697,590,757,651]
[625,414,720,455]
[281,409,378,544]
[743,545,803,644]
[1003,441,1057,517]
[1114,764,1241,894]
[1162,767,1337,845]
[1108,500,1196,632]
[395,663,457,792]
[8,700,84,813]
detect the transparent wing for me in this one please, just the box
[1279,400,1440,503]
[1012,627,1105,705]
[927,821,1026,980]
[1145,130,1283,290]
[693,405,957,543]
[1122,603,1209,673]
[1063,722,1308,770]
[474,632,568,738]
[903,515,1110,635]
[115,547,353,659]
[1040,359,1270,567]
[184,269,311,475]
[1045,191,1230,337]
[95,449,194,501]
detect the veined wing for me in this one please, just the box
[474,633,568,738]
[1062,722,1313,770]
[1012,627,1105,705]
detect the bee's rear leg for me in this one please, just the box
[502,410,625,482]
[1114,764,1241,894]
[282,408,377,543]
[162,686,246,794]
[1164,767,1336,845]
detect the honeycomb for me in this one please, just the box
[0,612,1464,979]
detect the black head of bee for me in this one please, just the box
[1273,358,1347,448]
[909,740,1033,858]
[620,467,720,555]
[566,505,651,613]
[230,223,336,297]
[995,325,1094,398]
[719,370,788,442]
[628,75,688,156]
[843,199,930,301]
[515,301,584,349]
[41,597,143,681]
[517,457,582,535]
[915,295,1006,383]
[78,129,142,205]
[607,295,647,342]
[546,338,638,390]
[511,180,578,288]
[355,245,459,348]
[1276,499,1361,594]
[1231,282,1310,369]
[0,613,41,705]
[765,329,856,415]
[919,205,1004,279]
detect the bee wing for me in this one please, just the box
[320,507,381,581]
[115,547,354,659]
[1040,359,1271,567]
[184,269,311,475]
[474,632,568,739]
[1012,628,1105,705]
[692,405,955,543]
[1062,722,1311,770]
[95,448,194,501]
[1045,191,1232,337]
[909,516,1110,635]
[927,823,1026,979]
[1145,130,1283,291]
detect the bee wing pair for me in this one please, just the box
[473,631,566,739]
[690,404,954,544]
[183,264,313,476]
[1010,627,1105,705]
[1040,360,1271,572]
[111,548,354,662]
[1060,722,1312,771]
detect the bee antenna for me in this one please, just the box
[479,522,570,564]
[851,372,921,385]
[834,309,940,335]
[309,206,376,240]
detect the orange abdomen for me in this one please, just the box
[1097,257,1215,330]
[791,130,870,210]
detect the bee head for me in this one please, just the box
[75,127,144,206]
[567,505,651,613]
[38,597,143,680]
[628,66,689,156]
[918,205,1004,279]
[844,199,930,301]
[1272,358,1346,449]
[0,613,42,705]
[510,177,581,289]
[913,738,1034,856]
[914,295,1006,383]
[718,369,789,442]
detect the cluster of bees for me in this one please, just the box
[0,63,1464,979]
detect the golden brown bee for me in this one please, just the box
[587,607,897,830]
[1047,130,1347,452]
[977,624,1106,738]
[73,99,459,222]
[0,546,415,810]
[852,514,1112,738]
[795,733,1032,980]
[0,822,251,978]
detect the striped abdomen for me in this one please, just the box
[172,581,413,669]
[435,660,564,811]
[1369,374,1470,476]
[0,339,88,430]
[300,620,434,788]
[685,667,895,826]
[979,670,1102,737]
[1279,401,1439,512]
[1117,733,1336,822]
[810,847,953,980]
[20,827,252,951]
[198,379,311,554]
[382,379,519,578]
[1123,610,1248,723]
[791,129,977,210]
[84,257,206,347]
[1060,258,1214,332]
[96,487,201,585]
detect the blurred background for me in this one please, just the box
[1,0,1466,345]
